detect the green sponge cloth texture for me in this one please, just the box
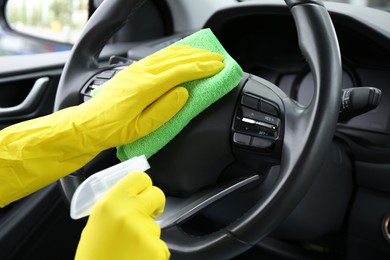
[116,28,243,161]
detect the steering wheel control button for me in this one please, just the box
[241,95,260,110]
[96,70,116,79]
[81,69,124,102]
[260,100,279,116]
[233,133,251,146]
[241,94,280,117]
[235,119,276,137]
[252,137,274,150]
[232,132,274,153]
[241,107,280,127]
[242,117,276,130]
[242,117,256,124]
[93,79,107,86]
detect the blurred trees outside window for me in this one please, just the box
[5,0,89,44]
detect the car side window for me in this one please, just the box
[2,0,89,55]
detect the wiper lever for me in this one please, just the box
[339,87,382,121]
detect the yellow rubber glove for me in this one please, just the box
[0,46,225,207]
[75,171,169,260]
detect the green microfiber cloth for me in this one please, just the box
[116,28,243,161]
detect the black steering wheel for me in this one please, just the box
[56,0,341,258]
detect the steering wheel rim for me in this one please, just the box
[56,0,341,258]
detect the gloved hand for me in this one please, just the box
[75,171,169,260]
[0,46,225,207]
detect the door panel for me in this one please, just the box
[0,69,62,130]
[0,77,49,117]
[0,64,73,260]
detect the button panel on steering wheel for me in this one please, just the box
[232,76,284,166]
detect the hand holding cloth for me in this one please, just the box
[0,46,224,207]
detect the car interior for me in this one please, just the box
[0,0,390,259]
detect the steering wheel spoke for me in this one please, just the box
[156,175,261,229]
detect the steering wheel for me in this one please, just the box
[56,0,341,258]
